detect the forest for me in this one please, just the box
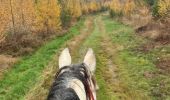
[0,0,110,56]
[0,0,170,100]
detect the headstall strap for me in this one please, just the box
[82,63,95,100]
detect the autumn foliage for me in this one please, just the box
[110,0,135,17]
[0,0,111,39]
[109,0,170,19]
[153,0,170,18]
[36,0,61,35]
[0,0,110,55]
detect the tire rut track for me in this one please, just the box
[99,16,119,82]
[71,15,118,99]
[97,16,121,99]
[67,16,95,63]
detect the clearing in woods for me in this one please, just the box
[0,13,170,100]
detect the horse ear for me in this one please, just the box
[83,48,96,73]
[59,48,72,69]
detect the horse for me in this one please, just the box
[47,48,98,100]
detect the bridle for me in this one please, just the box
[55,63,95,100]
[82,63,95,100]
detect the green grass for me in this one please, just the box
[104,16,146,48]
[103,16,170,100]
[104,16,153,99]
[0,18,85,100]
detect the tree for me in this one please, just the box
[0,1,10,36]
[110,0,122,17]
[9,0,15,34]
[123,0,135,16]
[36,0,61,35]
[66,0,82,19]
[156,0,170,17]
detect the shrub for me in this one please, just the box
[152,0,170,18]
[152,0,159,17]
[109,0,135,17]
[66,0,82,19]
[109,10,123,17]
[36,0,61,34]
[109,0,122,17]
[89,2,100,13]
[145,0,156,6]
[81,4,89,14]
[123,0,135,16]
[61,10,72,28]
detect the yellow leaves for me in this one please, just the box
[21,0,36,31]
[63,0,102,19]
[102,1,111,8]
[0,4,6,42]
[82,4,89,14]
[89,2,100,12]
[0,6,6,42]
[0,1,11,36]
[36,0,61,33]
[0,0,108,37]
[66,0,82,18]
[0,0,61,36]
[110,0,121,13]
[82,1,101,14]
[157,0,170,17]
[123,0,135,16]
[0,32,5,43]
[110,0,135,16]
[139,6,150,17]
[48,0,61,30]
[73,0,82,18]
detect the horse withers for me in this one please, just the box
[47,48,98,100]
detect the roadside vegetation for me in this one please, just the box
[109,0,170,43]
[104,16,170,99]
[0,0,109,56]
[107,0,170,99]
[0,18,85,99]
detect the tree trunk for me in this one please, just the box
[9,0,15,34]
[21,0,25,27]
[46,0,50,34]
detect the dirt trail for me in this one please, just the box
[67,16,95,62]
[96,15,123,99]
[99,16,118,81]
[24,15,95,100]
[68,15,120,99]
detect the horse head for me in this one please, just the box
[48,48,98,100]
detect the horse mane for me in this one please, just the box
[47,63,93,100]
